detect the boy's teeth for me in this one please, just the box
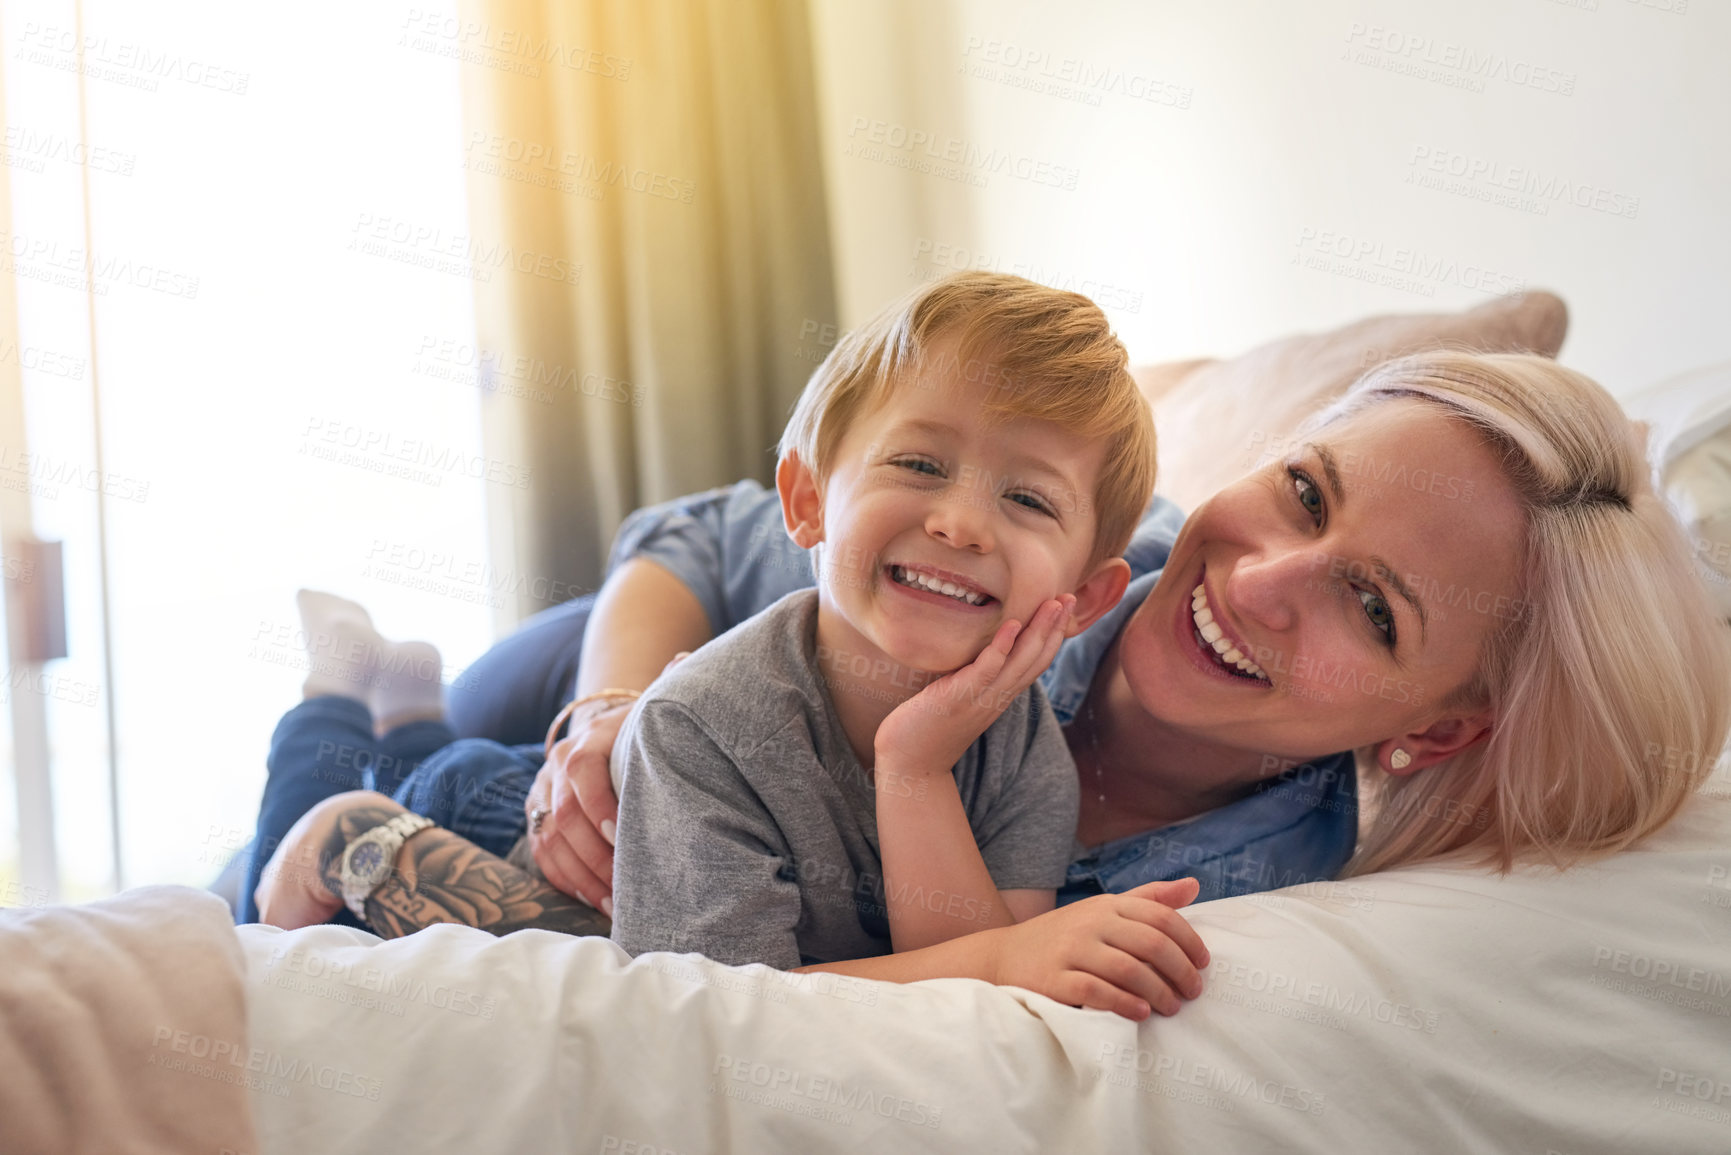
[1190,582,1268,681]
[892,565,987,606]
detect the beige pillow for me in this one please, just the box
[1137,291,1569,513]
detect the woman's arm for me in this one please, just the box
[528,557,712,906]
[573,557,712,698]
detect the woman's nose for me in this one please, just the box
[1224,547,1311,633]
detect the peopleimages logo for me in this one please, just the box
[1341,22,1576,95]
[1292,227,1524,298]
[1406,146,1640,220]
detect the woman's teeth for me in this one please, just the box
[892,565,989,606]
[1191,584,1268,682]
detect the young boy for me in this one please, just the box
[255,273,1198,1005]
[606,272,1155,968]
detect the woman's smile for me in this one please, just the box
[1173,566,1275,689]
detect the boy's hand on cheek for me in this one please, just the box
[874,594,1074,773]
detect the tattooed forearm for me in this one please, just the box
[316,801,613,940]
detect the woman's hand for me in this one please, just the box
[987,877,1210,1021]
[254,791,402,929]
[526,653,690,911]
[873,596,1074,774]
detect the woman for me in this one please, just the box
[256,351,1729,1013]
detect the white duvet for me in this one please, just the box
[237,784,1731,1154]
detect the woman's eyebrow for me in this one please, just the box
[1305,442,1347,508]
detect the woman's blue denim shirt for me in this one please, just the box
[607,481,1357,904]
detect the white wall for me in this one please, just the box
[808,0,1726,397]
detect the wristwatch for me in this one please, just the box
[340,813,435,919]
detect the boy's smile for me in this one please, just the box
[781,336,1116,682]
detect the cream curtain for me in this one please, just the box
[456,0,836,623]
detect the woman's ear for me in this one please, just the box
[1377,711,1494,776]
[776,453,824,549]
[1063,557,1131,638]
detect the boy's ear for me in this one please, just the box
[1063,557,1130,638]
[776,453,824,549]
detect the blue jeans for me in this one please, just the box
[239,696,543,924]
[445,593,595,745]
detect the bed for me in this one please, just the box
[230,773,1731,1153]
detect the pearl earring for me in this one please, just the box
[1390,748,1412,771]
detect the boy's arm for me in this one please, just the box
[795,878,1211,1022]
[872,601,1073,953]
[873,769,1020,950]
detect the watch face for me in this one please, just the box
[350,839,387,882]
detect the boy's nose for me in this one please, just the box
[925,492,993,553]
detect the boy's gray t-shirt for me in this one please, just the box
[609,588,1080,969]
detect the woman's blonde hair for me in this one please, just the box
[1318,352,1731,877]
[777,271,1155,569]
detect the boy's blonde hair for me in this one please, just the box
[1320,352,1731,877]
[777,272,1155,569]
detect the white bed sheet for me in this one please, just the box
[237,783,1731,1154]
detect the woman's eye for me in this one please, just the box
[1289,468,1324,523]
[1357,587,1396,644]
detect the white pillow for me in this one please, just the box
[1621,362,1731,617]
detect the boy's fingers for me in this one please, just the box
[1068,972,1152,1021]
[997,601,1063,685]
[1118,896,1210,970]
[1126,876,1201,909]
[1093,948,1190,1018]
[1086,947,1181,1017]
[1105,922,1206,999]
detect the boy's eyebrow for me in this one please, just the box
[885,418,1085,503]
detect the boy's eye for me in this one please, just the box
[892,457,942,477]
[1010,491,1056,516]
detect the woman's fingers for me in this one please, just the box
[564,705,629,846]
[539,830,611,913]
[546,793,616,895]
